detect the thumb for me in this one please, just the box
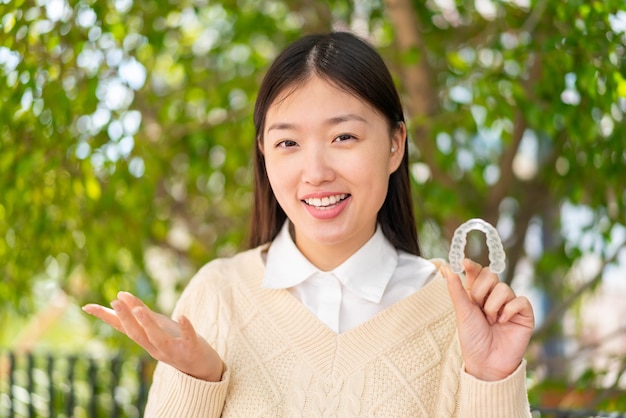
[440,264,474,318]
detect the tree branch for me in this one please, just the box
[485,50,543,219]
[502,181,547,285]
[383,0,456,191]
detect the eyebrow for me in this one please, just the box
[266,113,368,133]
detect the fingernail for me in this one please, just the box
[439,264,450,278]
[111,300,120,311]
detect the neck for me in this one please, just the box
[299,244,353,271]
[293,225,376,271]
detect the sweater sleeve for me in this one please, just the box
[458,359,531,418]
[144,362,230,418]
[143,259,235,417]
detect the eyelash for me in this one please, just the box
[275,139,298,148]
[274,134,357,148]
[334,134,357,142]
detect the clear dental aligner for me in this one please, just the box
[449,218,506,274]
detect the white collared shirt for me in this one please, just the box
[262,222,437,333]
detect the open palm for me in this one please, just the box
[83,291,223,382]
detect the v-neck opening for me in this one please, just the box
[242,248,455,380]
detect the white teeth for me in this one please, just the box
[304,194,347,208]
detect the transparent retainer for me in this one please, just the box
[449,218,506,274]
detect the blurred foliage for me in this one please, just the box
[1,0,625,409]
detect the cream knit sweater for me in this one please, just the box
[144,245,531,417]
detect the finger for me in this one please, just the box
[116,292,180,337]
[482,282,515,325]
[111,300,156,352]
[463,258,484,290]
[467,264,500,307]
[498,296,535,327]
[117,291,149,310]
[82,304,124,332]
[154,312,184,337]
[133,306,181,355]
[441,264,475,317]
[178,315,197,347]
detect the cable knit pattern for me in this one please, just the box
[438,335,463,417]
[144,246,531,418]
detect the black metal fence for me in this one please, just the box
[2,351,625,417]
[0,351,154,418]
[533,409,626,418]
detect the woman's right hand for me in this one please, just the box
[83,291,223,382]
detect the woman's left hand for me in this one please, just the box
[442,258,535,381]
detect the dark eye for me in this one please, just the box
[276,139,298,148]
[334,134,356,142]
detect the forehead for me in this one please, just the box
[265,76,381,124]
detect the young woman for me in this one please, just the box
[84,31,534,417]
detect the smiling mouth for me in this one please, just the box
[302,194,349,209]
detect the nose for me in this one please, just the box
[301,146,335,185]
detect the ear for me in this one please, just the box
[257,135,265,155]
[388,122,406,174]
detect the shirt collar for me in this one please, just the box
[262,221,318,289]
[262,221,399,304]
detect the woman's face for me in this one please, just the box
[262,76,405,270]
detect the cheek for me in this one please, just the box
[363,157,393,202]
[357,152,392,183]
[265,159,291,199]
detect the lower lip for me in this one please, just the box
[303,196,350,220]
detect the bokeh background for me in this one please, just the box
[1,0,625,416]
